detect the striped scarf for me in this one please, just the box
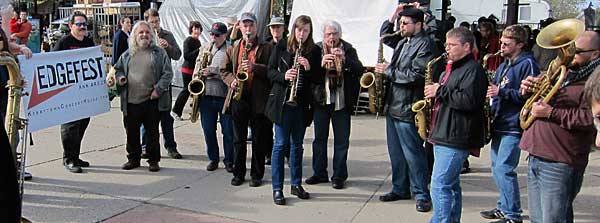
[562,57,600,88]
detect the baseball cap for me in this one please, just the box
[240,12,257,23]
[210,22,227,35]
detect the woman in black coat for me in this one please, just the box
[172,21,203,119]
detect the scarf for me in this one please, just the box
[562,57,600,88]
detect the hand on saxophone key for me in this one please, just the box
[321,53,336,67]
[230,79,238,88]
[520,76,540,95]
[424,83,440,99]
[374,62,389,74]
[285,68,298,81]
[201,68,210,77]
[487,84,499,97]
[241,59,254,73]
[531,100,553,118]
[297,56,310,71]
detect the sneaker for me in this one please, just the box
[74,158,90,167]
[491,218,523,223]
[170,111,183,121]
[166,148,183,159]
[64,162,82,173]
[480,208,504,219]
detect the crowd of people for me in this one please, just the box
[3,1,600,223]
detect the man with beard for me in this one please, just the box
[222,12,273,187]
[519,30,599,223]
[109,21,173,172]
[52,12,95,173]
[375,6,434,212]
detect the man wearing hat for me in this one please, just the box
[221,12,274,187]
[374,5,436,212]
[193,22,235,173]
[267,16,286,46]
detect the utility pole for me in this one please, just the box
[506,0,519,25]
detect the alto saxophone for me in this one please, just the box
[411,53,446,140]
[287,40,303,106]
[324,39,342,90]
[360,31,401,117]
[188,43,212,123]
[232,33,251,101]
[482,51,501,143]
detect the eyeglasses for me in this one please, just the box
[74,22,87,27]
[325,32,339,36]
[501,42,515,47]
[575,48,598,54]
[210,33,221,37]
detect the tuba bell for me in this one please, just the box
[519,19,584,129]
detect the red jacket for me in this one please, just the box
[14,20,32,44]
[9,18,19,35]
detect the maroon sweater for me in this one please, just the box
[519,79,595,170]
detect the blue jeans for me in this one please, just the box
[271,105,307,191]
[527,155,584,223]
[311,104,350,181]
[490,133,522,221]
[430,145,469,223]
[141,110,177,150]
[199,96,233,165]
[386,115,431,201]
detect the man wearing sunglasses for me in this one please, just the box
[520,30,599,223]
[192,22,234,173]
[480,25,539,223]
[52,12,95,173]
[139,8,182,160]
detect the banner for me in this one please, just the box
[19,46,110,132]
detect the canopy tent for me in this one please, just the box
[158,0,270,86]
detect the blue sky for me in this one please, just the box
[582,0,600,9]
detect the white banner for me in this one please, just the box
[19,46,110,132]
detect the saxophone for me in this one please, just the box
[287,40,303,106]
[188,43,212,123]
[324,39,342,90]
[411,53,446,140]
[482,51,501,143]
[520,18,583,129]
[1,51,32,223]
[232,33,251,101]
[360,31,401,117]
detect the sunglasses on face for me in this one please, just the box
[74,22,87,27]
[210,33,221,37]
[575,48,598,54]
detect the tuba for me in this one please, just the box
[482,51,501,143]
[411,52,446,140]
[233,33,251,101]
[188,43,212,123]
[324,39,342,90]
[520,19,584,129]
[360,31,401,117]
[1,51,32,223]
[287,39,303,106]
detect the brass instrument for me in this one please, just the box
[287,39,303,106]
[482,51,501,143]
[188,43,212,123]
[359,30,402,117]
[324,39,342,90]
[1,51,32,223]
[232,33,251,101]
[520,18,584,129]
[411,53,447,140]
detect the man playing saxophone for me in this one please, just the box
[305,20,363,190]
[480,25,539,223]
[193,22,234,172]
[519,30,599,223]
[374,7,434,212]
[221,12,273,187]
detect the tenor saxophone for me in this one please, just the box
[188,43,212,123]
[411,53,446,140]
[287,40,303,106]
[232,33,251,101]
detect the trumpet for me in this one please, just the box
[287,39,303,106]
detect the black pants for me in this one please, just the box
[125,100,161,163]
[172,73,193,117]
[61,117,90,164]
[231,100,273,180]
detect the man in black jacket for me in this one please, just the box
[375,7,433,212]
[305,20,363,190]
[424,27,488,223]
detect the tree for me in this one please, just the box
[546,0,585,19]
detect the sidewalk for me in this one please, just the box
[21,98,600,223]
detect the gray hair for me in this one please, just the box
[446,27,475,50]
[129,21,156,55]
[322,20,342,37]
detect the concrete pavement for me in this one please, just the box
[20,97,600,223]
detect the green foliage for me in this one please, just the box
[546,0,585,19]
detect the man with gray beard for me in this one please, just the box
[109,21,174,172]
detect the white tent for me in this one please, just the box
[159,0,270,86]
